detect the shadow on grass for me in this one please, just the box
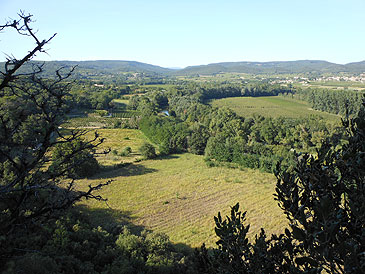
[72,204,145,235]
[155,154,180,160]
[72,204,195,254]
[93,163,158,179]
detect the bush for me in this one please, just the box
[139,143,156,159]
[95,110,109,117]
[120,146,132,156]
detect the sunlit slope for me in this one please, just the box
[78,130,286,248]
[211,96,339,121]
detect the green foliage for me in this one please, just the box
[49,138,100,179]
[139,116,189,154]
[139,143,156,159]
[287,87,364,116]
[187,123,210,155]
[133,82,341,173]
[274,106,365,273]
[194,203,300,273]
[96,109,109,117]
[0,14,109,267]
[197,102,365,273]
[2,209,194,274]
[120,146,132,156]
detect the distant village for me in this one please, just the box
[271,73,365,85]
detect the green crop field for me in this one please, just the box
[77,129,287,248]
[211,96,340,121]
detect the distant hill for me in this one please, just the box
[56,60,173,74]
[0,60,173,79]
[175,60,365,75]
[1,60,365,78]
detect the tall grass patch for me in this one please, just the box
[78,153,286,248]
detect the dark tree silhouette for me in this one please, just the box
[0,12,110,238]
[196,103,365,273]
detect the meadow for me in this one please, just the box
[210,95,340,121]
[77,129,287,248]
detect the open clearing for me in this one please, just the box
[78,129,287,248]
[84,129,148,165]
[211,96,339,121]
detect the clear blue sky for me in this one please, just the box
[1,0,364,68]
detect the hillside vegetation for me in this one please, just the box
[3,59,365,78]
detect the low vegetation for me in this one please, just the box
[78,153,285,248]
[210,96,339,121]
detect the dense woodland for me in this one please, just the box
[1,13,364,274]
[282,87,364,116]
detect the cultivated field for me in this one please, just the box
[77,129,287,248]
[211,96,339,121]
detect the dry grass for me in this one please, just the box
[78,151,287,248]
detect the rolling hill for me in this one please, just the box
[2,60,365,77]
[175,60,365,75]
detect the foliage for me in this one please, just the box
[120,146,132,156]
[133,84,342,173]
[139,143,156,159]
[139,116,189,154]
[0,12,109,263]
[273,106,365,273]
[1,209,194,274]
[197,101,365,273]
[285,87,364,116]
[49,137,100,179]
[194,203,300,273]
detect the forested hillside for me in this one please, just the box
[2,59,365,78]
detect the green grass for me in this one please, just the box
[77,129,287,248]
[112,98,130,105]
[211,96,339,121]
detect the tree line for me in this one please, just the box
[282,87,364,116]
[135,86,342,173]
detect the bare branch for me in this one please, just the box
[0,12,57,90]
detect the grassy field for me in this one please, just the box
[112,98,130,105]
[84,129,148,165]
[77,129,287,248]
[211,96,339,121]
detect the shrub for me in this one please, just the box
[120,146,132,156]
[139,143,156,159]
[95,110,109,117]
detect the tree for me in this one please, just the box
[0,12,109,246]
[49,137,100,179]
[197,102,365,273]
[139,142,156,159]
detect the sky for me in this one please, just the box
[0,0,364,68]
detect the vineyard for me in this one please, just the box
[112,110,140,118]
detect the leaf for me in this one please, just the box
[291,226,306,241]
[295,256,319,267]
[285,228,291,238]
